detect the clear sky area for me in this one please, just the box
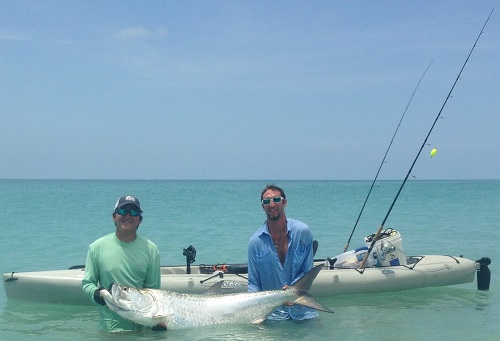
[1,1,498,180]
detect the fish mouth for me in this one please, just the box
[101,289,129,312]
[103,284,137,312]
[106,299,128,312]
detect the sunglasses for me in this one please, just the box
[116,208,141,217]
[261,196,284,205]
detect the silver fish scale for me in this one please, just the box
[104,265,329,329]
[150,288,297,329]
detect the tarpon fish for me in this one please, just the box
[101,264,333,330]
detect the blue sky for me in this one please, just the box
[1,1,498,180]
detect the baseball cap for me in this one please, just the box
[114,195,142,212]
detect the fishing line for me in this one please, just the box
[343,59,433,253]
[358,8,495,271]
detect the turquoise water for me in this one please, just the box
[1,180,499,340]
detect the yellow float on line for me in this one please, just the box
[430,148,437,157]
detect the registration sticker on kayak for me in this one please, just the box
[221,280,247,288]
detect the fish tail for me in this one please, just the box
[293,293,333,313]
[291,264,323,292]
[290,264,333,313]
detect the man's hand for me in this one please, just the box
[93,288,106,306]
[152,322,167,331]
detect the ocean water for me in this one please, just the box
[0,179,499,340]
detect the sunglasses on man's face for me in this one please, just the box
[116,208,141,217]
[261,196,284,205]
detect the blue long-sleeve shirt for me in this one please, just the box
[247,218,318,320]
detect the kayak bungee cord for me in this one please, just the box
[343,59,433,253]
[357,8,495,272]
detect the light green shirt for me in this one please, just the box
[82,232,161,332]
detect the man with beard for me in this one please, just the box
[247,184,317,320]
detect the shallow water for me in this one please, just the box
[1,180,498,340]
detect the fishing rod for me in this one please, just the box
[358,8,495,272]
[343,60,433,253]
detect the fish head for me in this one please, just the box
[101,284,166,327]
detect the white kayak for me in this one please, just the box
[2,255,480,306]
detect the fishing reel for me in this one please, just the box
[378,240,396,261]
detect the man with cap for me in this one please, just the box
[82,195,166,332]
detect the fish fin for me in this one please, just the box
[151,313,173,325]
[289,264,334,313]
[291,264,323,292]
[204,281,225,295]
[293,293,333,313]
[251,316,269,324]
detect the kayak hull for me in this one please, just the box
[2,255,477,306]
